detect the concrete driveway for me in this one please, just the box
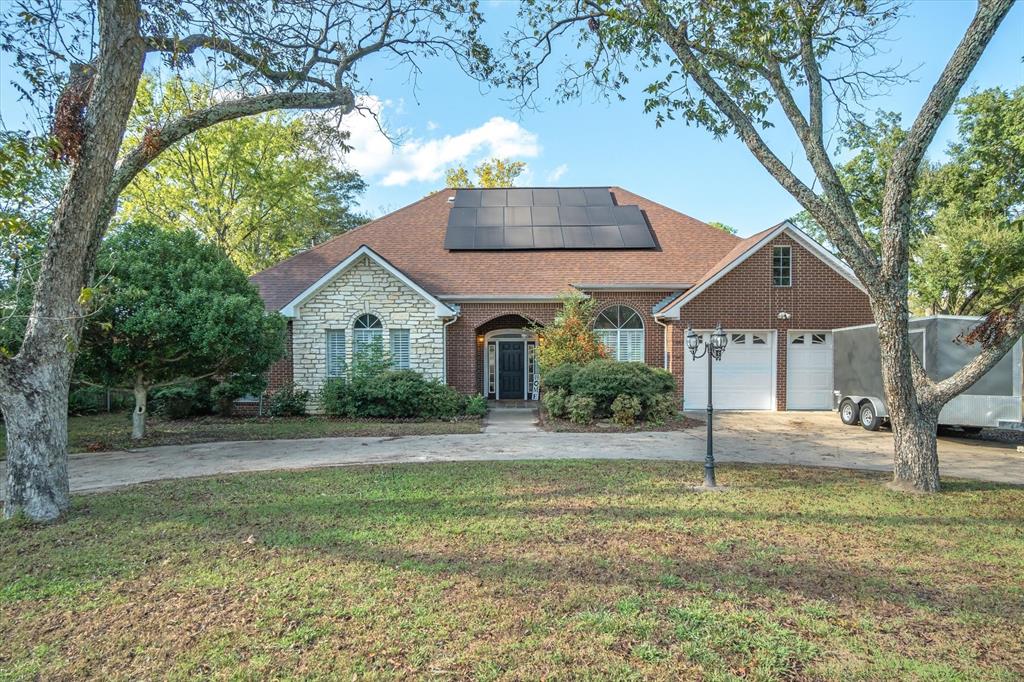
[1,411,1021,498]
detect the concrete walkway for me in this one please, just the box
[483,407,540,434]
[1,412,1021,498]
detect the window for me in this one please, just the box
[791,334,805,345]
[811,333,827,345]
[326,330,346,378]
[390,329,410,369]
[772,245,792,286]
[594,305,645,362]
[751,334,767,345]
[353,313,383,359]
[730,333,747,345]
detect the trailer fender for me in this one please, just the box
[840,395,888,419]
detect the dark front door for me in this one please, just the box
[497,342,525,400]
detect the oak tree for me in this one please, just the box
[0,0,491,520]
[508,0,1021,491]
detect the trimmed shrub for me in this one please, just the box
[465,394,488,417]
[541,363,578,393]
[644,393,679,425]
[318,378,351,417]
[566,395,596,425]
[422,381,467,419]
[611,393,643,427]
[269,383,309,417]
[570,360,675,416]
[151,384,204,419]
[344,370,467,419]
[542,388,569,419]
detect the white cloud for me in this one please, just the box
[339,96,541,187]
[546,164,569,182]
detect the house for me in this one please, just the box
[250,186,873,411]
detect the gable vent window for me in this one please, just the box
[390,329,410,369]
[772,246,792,287]
[595,305,645,362]
[326,330,346,378]
[353,313,383,359]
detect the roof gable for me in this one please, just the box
[279,245,457,318]
[653,221,864,318]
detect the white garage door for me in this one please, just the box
[787,332,833,410]
[684,331,775,410]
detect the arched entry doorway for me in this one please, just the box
[476,314,541,401]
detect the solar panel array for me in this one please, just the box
[443,187,657,250]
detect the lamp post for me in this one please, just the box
[686,323,729,488]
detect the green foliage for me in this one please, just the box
[318,379,351,418]
[570,360,675,417]
[268,384,309,418]
[566,395,596,425]
[611,394,643,427]
[67,386,130,416]
[444,157,527,188]
[350,342,392,379]
[708,221,737,235]
[465,394,489,417]
[210,373,267,417]
[793,87,1024,315]
[119,77,368,274]
[643,393,679,425]
[151,384,211,420]
[541,363,578,393]
[340,370,468,419]
[541,388,569,419]
[76,224,286,407]
[534,292,606,372]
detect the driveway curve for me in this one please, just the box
[2,412,1021,498]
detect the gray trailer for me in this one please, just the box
[832,316,1023,432]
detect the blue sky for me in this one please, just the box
[1,1,1021,237]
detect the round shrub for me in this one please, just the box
[611,393,643,427]
[465,394,488,417]
[541,363,579,393]
[269,383,309,417]
[422,382,467,419]
[318,378,351,417]
[644,393,679,424]
[566,395,596,425]
[344,370,467,419]
[570,360,675,416]
[542,388,568,418]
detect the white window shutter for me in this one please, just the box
[390,329,410,369]
[326,330,346,377]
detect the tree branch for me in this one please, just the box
[881,0,1015,278]
[105,89,354,218]
[929,308,1024,405]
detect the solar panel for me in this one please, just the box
[443,187,657,250]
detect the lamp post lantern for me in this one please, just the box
[685,323,728,488]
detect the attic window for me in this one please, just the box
[772,246,792,287]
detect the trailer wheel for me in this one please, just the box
[839,399,860,425]
[859,402,880,431]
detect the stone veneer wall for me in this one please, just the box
[291,255,446,407]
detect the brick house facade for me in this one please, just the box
[252,187,873,412]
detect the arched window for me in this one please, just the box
[594,305,644,362]
[353,313,383,359]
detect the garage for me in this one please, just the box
[684,331,775,410]
[786,331,834,410]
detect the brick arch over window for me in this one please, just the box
[475,313,545,336]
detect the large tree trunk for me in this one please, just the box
[1,356,74,521]
[0,0,145,522]
[132,381,147,440]
[872,291,943,492]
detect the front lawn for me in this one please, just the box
[0,412,481,457]
[2,461,1021,680]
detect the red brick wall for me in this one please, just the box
[267,321,294,393]
[446,292,675,396]
[673,234,872,409]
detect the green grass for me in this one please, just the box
[0,412,481,457]
[2,461,1022,680]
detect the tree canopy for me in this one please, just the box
[119,78,368,274]
[76,223,285,438]
[445,157,527,188]
[792,87,1024,315]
